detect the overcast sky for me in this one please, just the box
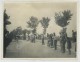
[4,2,77,37]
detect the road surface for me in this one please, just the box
[5,39,76,58]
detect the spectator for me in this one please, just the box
[53,33,57,50]
[67,37,72,55]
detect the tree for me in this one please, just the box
[11,29,16,39]
[16,26,22,35]
[27,16,39,34]
[26,30,30,36]
[54,10,73,53]
[54,10,73,28]
[4,9,11,35]
[23,29,27,40]
[4,9,11,57]
[4,10,11,26]
[40,17,50,35]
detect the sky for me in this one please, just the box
[4,2,77,37]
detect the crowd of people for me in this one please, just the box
[15,28,77,55]
[40,29,76,55]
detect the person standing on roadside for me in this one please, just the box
[60,28,67,53]
[67,37,72,55]
[42,34,45,45]
[72,30,77,52]
[53,33,57,50]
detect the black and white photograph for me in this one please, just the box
[3,2,77,58]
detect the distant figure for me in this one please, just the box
[67,37,72,55]
[26,33,28,41]
[53,33,57,50]
[16,35,19,43]
[30,33,33,42]
[28,35,30,41]
[47,34,50,47]
[72,30,76,42]
[33,34,36,43]
[72,30,77,52]
[50,34,54,48]
[41,34,45,45]
[31,34,35,43]
[60,33,63,52]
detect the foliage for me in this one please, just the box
[40,17,50,28]
[27,16,39,29]
[32,29,36,34]
[16,26,22,35]
[27,16,39,34]
[22,29,27,40]
[26,30,31,35]
[23,29,27,35]
[40,17,50,34]
[54,10,73,27]
[4,9,11,57]
[4,9,11,25]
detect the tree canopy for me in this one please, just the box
[40,17,50,34]
[4,9,11,25]
[40,17,50,28]
[27,16,39,29]
[54,10,73,27]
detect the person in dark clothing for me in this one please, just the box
[60,28,67,53]
[53,33,57,50]
[47,33,50,46]
[33,34,35,43]
[50,34,53,48]
[62,32,67,53]
[72,30,76,42]
[67,37,72,55]
[42,34,45,45]
[31,34,35,43]
[60,35,62,52]
[72,30,77,52]
[47,34,51,47]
